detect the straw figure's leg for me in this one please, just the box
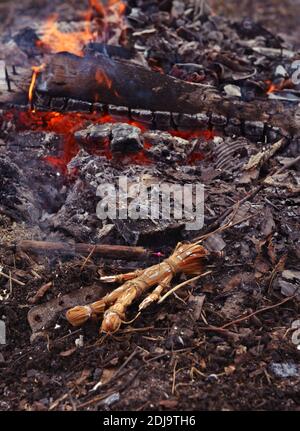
[100,269,144,284]
[138,274,173,311]
[66,241,209,333]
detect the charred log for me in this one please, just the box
[1,52,299,139]
[33,52,300,136]
[34,52,221,115]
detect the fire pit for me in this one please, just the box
[0,0,299,412]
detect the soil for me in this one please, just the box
[0,0,300,411]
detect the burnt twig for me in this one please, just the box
[17,240,149,261]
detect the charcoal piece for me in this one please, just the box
[93,102,106,112]
[110,124,143,153]
[213,137,249,171]
[265,126,283,143]
[48,178,97,242]
[66,99,92,112]
[130,109,153,125]
[233,18,282,48]
[12,131,62,156]
[195,113,210,129]
[172,113,196,129]
[177,26,201,42]
[143,131,191,163]
[211,113,227,128]
[172,113,210,129]
[153,111,172,129]
[74,124,113,146]
[225,117,242,137]
[241,81,266,102]
[244,121,265,141]
[34,93,51,109]
[0,155,40,223]
[143,131,172,146]
[108,105,130,120]
[50,97,67,111]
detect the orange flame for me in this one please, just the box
[36,0,126,56]
[95,69,120,99]
[95,69,113,90]
[36,14,94,56]
[28,64,45,111]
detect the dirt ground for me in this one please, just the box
[0,0,300,411]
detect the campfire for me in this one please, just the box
[0,0,299,412]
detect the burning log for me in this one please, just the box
[17,240,149,261]
[34,52,221,114]
[1,52,299,140]
[32,52,300,136]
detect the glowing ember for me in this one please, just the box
[9,109,212,173]
[95,69,117,97]
[265,78,294,94]
[170,129,214,141]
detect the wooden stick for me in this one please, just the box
[17,240,149,261]
[28,281,52,304]
[0,270,25,286]
[221,295,295,329]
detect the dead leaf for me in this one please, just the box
[240,138,285,183]
[224,365,236,375]
[188,295,205,320]
[260,208,275,237]
[75,369,91,385]
[202,283,215,293]
[264,170,300,193]
[59,347,77,357]
[100,368,116,385]
[255,256,270,277]
[204,233,226,253]
[221,291,247,319]
[267,238,277,265]
[244,138,284,171]
[222,273,254,293]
